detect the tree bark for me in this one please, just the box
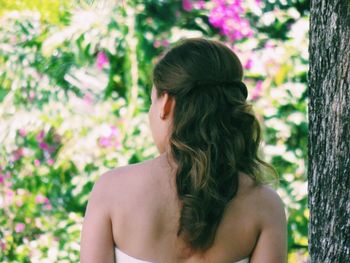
[309,0,350,262]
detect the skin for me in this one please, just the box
[80,86,288,263]
[147,85,175,154]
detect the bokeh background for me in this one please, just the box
[0,0,309,262]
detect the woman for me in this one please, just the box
[80,37,287,263]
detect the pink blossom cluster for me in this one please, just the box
[182,0,206,11]
[35,130,58,166]
[83,92,94,105]
[35,193,52,210]
[15,223,25,233]
[12,148,25,162]
[209,0,254,41]
[98,125,121,149]
[96,51,109,70]
[0,171,11,185]
[13,129,60,166]
[153,39,170,48]
[182,0,256,42]
[1,165,14,207]
[0,238,6,251]
[251,80,263,101]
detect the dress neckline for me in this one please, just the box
[115,247,250,263]
[115,248,153,263]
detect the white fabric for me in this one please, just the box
[115,248,249,263]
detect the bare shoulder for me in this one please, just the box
[94,165,133,191]
[253,184,285,205]
[98,158,153,184]
[248,184,288,262]
[252,184,286,224]
[88,166,130,212]
[227,173,286,226]
[94,159,156,204]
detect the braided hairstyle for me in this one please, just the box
[152,37,278,255]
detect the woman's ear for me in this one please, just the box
[160,92,175,119]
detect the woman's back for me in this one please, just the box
[80,38,288,263]
[109,153,261,263]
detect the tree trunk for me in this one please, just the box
[309,0,350,262]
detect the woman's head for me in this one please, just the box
[149,37,247,154]
[149,37,277,255]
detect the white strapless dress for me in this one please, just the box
[115,248,250,263]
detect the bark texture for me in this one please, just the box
[309,0,350,262]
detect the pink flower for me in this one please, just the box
[44,202,52,210]
[153,39,170,49]
[251,80,263,100]
[16,199,23,207]
[208,0,253,41]
[29,91,35,102]
[39,142,49,151]
[47,159,54,165]
[6,189,14,197]
[98,125,121,149]
[35,194,48,204]
[0,239,6,251]
[244,58,253,69]
[13,148,24,161]
[0,172,10,184]
[4,189,14,205]
[36,130,45,142]
[209,6,226,27]
[161,40,170,47]
[264,41,275,49]
[110,126,119,136]
[83,92,94,105]
[194,0,206,9]
[18,128,27,137]
[96,51,109,70]
[47,146,56,154]
[15,223,25,233]
[34,159,40,167]
[98,137,110,147]
[182,0,193,12]
[153,40,161,48]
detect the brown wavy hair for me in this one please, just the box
[152,37,278,255]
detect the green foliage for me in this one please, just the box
[0,1,309,261]
[0,0,72,25]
